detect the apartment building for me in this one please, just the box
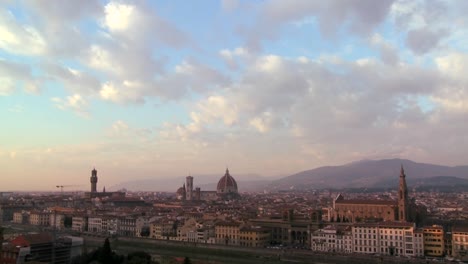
[72,215,87,232]
[239,226,270,248]
[29,211,50,226]
[423,225,444,257]
[215,221,241,246]
[452,226,468,261]
[311,225,353,253]
[352,222,421,257]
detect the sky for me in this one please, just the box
[1,0,468,191]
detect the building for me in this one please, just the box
[176,168,240,201]
[1,233,83,264]
[150,219,176,239]
[215,221,241,246]
[311,225,353,253]
[216,168,240,200]
[29,211,50,226]
[50,213,65,230]
[250,209,322,247]
[84,168,125,199]
[90,167,98,193]
[239,226,270,248]
[352,221,420,257]
[12,211,29,224]
[118,216,137,237]
[414,228,424,257]
[452,226,468,261]
[72,215,87,232]
[329,166,417,223]
[87,216,103,233]
[423,225,444,257]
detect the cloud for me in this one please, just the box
[51,94,89,117]
[242,0,395,50]
[112,120,129,135]
[99,81,144,104]
[370,34,400,66]
[0,59,38,95]
[0,10,46,56]
[100,1,190,48]
[103,2,135,32]
[405,27,448,55]
[43,63,100,95]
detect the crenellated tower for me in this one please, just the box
[398,165,409,221]
[90,168,98,193]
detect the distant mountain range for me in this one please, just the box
[110,159,468,192]
[269,159,468,190]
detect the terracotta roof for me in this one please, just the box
[11,233,53,247]
[452,226,468,233]
[336,199,396,206]
[217,168,238,191]
[354,221,414,228]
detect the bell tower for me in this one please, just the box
[90,168,98,193]
[186,175,193,201]
[398,165,409,221]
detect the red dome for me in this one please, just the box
[217,168,238,194]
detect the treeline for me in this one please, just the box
[72,238,192,264]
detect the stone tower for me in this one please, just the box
[398,165,409,221]
[90,168,98,193]
[186,175,193,201]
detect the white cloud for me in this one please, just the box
[103,2,136,32]
[0,77,15,96]
[99,81,144,104]
[0,59,37,95]
[51,94,89,117]
[0,10,46,56]
[436,52,468,80]
[112,120,129,135]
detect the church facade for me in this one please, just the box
[329,166,415,223]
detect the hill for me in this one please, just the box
[269,159,468,190]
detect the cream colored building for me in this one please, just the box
[452,226,468,261]
[29,211,50,226]
[239,226,270,248]
[215,221,241,246]
[49,213,65,230]
[72,215,87,232]
[311,225,353,253]
[88,216,103,233]
[423,225,444,257]
[12,211,28,224]
[150,219,176,239]
[352,222,418,257]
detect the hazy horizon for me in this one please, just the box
[2,1,468,190]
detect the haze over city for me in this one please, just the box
[1,0,468,191]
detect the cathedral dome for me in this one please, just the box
[217,168,238,194]
[176,186,185,195]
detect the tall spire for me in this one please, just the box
[398,165,409,221]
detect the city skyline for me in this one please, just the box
[1,1,468,190]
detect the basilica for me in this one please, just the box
[328,165,420,223]
[176,168,240,201]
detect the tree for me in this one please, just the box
[127,251,152,264]
[183,257,191,264]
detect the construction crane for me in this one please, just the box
[55,185,82,194]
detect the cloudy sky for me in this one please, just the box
[1,0,468,191]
